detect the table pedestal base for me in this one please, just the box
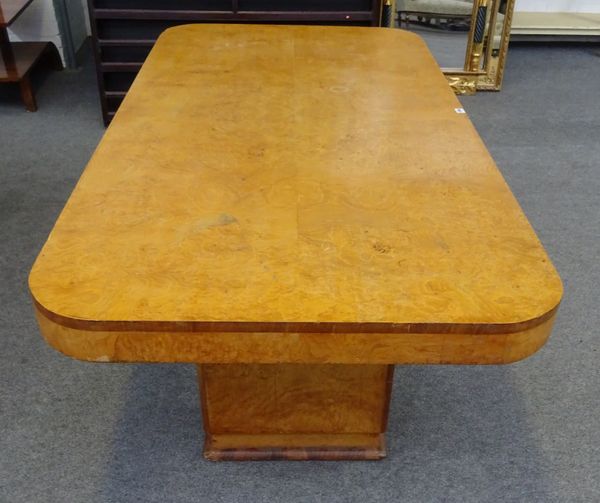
[198,363,394,461]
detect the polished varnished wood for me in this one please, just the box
[30,25,562,460]
[87,0,384,124]
[199,364,392,460]
[204,434,386,461]
[30,24,561,339]
[35,306,557,365]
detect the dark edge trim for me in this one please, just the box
[203,436,386,461]
[33,298,560,336]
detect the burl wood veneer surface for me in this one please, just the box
[34,307,556,363]
[29,25,561,338]
[199,364,391,434]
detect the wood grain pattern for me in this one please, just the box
[199,364,391,433]
[29,24,562,342]
[199,364,391,460]
[204,434,386,461]
[88,2,384,125]
[28,25,563,461]
[34,306,557,365]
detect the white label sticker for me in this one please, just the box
[454,108,466,114]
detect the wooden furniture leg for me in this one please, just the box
[19,74,36,111]
[1,20,62,112]
[198,364,395,461]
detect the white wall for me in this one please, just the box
[7,0,598,64]
[7,0,63,62]
[516,0,600,13]
[66,0,89,51]
[7,0,92,65]
[82,0,91,35]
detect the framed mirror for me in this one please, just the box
[387,0,515,94]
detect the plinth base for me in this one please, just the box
[205,433,386,461]
[198,363,394,461]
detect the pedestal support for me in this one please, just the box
[198,363,394,461]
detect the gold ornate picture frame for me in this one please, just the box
[390,0,516,94]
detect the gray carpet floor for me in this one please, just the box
[403,24,471,68]
[1,41,599,503]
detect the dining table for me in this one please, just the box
[29,24,562,461]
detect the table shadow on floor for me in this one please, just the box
[98,363,555,502]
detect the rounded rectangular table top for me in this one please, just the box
[30,25,561,347]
